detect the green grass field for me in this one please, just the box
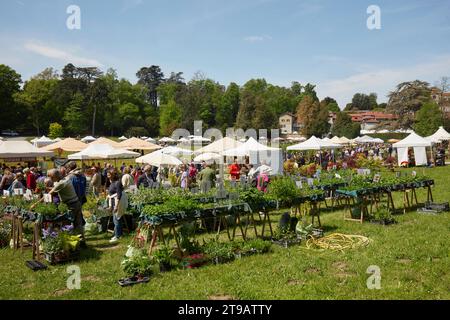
[0,166,449,300]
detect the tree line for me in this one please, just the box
[0,63,447,139]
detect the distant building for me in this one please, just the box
[279,112,297,134]
[347,111,398,131]
[431,87,450,116]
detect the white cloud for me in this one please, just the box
[317,55,450,108]
[24,41,103,67]
[244,35,272,43]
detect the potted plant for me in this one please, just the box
[152,245,175,272]
[370,206,397,225]
[41,225,81,264]
[121,252,154,280]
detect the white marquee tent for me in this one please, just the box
[195,137,243,154]
[0,141,54,159]
[426,126,450,143]
[393,132,432,166]
[287,136,341,151]
[222,137,280,157]
[136,150,182,167]
[68,144,140,160]
[81,136,96,143]
[33,136,54,148]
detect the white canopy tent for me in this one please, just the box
[40,138,88,152]
[145,137,156,143]
[118,137,161,151]
[193,152,222,163]
[353,135,376,143]
[33,136,54,148]
[0,141,54,159]
[195,137,243,154]
[68,144,140,160]
[222,137,280,156]
[118,136,128,141]
[426,126,450,143]
[393,132,432,166]
[330,136,343,144]
[339,136,352,144]
[136,150,182,167]
[222,137,282,174]
[287,136,341,151]
[159,137,176,143]
[80,136,96,143]
[89,137,121,148]
[160,146,193,156]
[189,136,211,143]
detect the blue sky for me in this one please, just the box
[1,0,450,107]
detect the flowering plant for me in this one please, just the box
[41,224,80,253]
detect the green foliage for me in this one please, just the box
[125,126,148,138]
[332,111,360,139]
[63,92,86,135]
[387,80,432,129]
[33,203,58,216]
[296,95,330,137]
[266,177,299,205]
[159,99,182,136]
[0,221,12,248]
[122,251,154,276]
[414,101,443,136]
[48,122,63,139]
[152,245,175,265]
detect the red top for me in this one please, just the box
[26,172,37,190]
[229,164,240,180]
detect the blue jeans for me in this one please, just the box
[113,214,123,238]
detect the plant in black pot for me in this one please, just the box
[152,245,176,272]
[370,205,397,225]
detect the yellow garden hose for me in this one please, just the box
[305,233,371,251]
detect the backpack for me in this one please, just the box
[71,174,87,204]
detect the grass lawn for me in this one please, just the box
[0,166,449,300]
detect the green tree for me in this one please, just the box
[0,65,23,131]
[159,100,182,136]
[215,82,240,132]
[14,77,58,136]
[331,112,360,138]
[296,95,330,137]
[350,93,371,110]
[414,101,443,136]
[387,80,431,129]
[136,66,165,108]
[63,93,86,135]
[48,122,63,139]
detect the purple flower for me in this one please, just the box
[61,225,74,232]
[42,228,50,238]
[50,231,58,238]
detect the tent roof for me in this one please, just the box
[287,136,341,151]
[40,138,88,152]
[193,152,222,163]
[118,136,128,141]
[68,144,140,160]
[118,137,161,151]
[136,150,182,167]
[0,141,54,159]
[89,137,121,147]
[393,132,432,148]
[426,126,450,143]
[222,137,280,156]
[80,136,96,142]
[159,137,176,143]
[339,136,351,143]
[195,137,243,154]
[160,146,193,156]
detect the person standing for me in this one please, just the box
[107,170,127,243]
[198,164,216,193]
[31,169,85,243]
[0,169,14,192]
[121,167,134,190]
[229,158,240,181]
[137,165,154,188]
[66,161,87,205]
[25,167,37,191]
[90,167,102,196]
[179,165,189,190]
